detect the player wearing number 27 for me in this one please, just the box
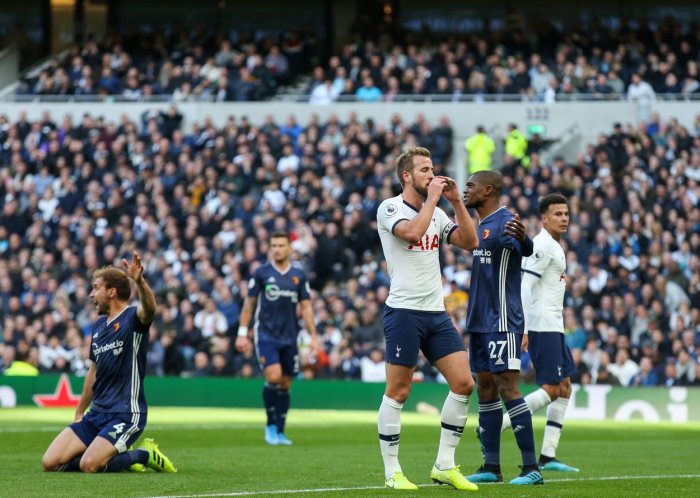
[462,171,543,485]
[41,252,176,473]
[376,146,479,491]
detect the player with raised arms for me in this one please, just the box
[42,252,176,473]
[376,146,479,491]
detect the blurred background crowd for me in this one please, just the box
[0,8,698,387]
[0,104,698,387]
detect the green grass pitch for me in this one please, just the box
[1,407,699,497]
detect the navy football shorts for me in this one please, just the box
[469,331,523,374]
[256,335,299,376]
[382,306,465,366]
[527,331,575,385]
[70,410,146,453]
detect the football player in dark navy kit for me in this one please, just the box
[235,231,319,446]
[462,171,544,485]
[42,252,176,473]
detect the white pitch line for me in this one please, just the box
[144,474,700,498]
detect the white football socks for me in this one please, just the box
[435,391,469,470]
[541,397,569,458]
[378,395,403,480]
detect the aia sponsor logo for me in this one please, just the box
[408,234,439,251]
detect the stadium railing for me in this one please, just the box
[1,92,699,104]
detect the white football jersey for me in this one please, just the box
[521,228,566,333]
[377,195,457,311]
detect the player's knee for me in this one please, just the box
[560,380,572,399]
[386,385,411,404]
[79,456,101,473]
[543,384,559,401]
[476,383,497,400]
[266,372,283,384]
[496,382,521,401]
[41,454,58,472]
[450,377,474,396]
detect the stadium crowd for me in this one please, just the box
[17,28,311,102]
[15,16,700,103]
[0,105,698,387]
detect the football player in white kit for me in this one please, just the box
[375,146,480,491]
[501,193,579,472]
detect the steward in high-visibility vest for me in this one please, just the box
[505,123,530,167]
[465,126,495,174]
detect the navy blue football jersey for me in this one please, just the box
[89,306,150,414]
[466,206,530,334]
[248,262,310,344]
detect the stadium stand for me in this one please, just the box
[0,7,698,386]
[5,16,700,103]
[0,104,698,386]
[13,28,303,102]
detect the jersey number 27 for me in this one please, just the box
[488,340,507,361]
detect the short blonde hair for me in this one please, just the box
[394,146,431,187]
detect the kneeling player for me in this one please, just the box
[41,254,176,473]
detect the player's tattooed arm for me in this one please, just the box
[235,296,257,352]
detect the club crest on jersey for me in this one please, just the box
[385,204,398,217]
[113,322,119,332]
[292,276,299,284]
[482,229,490,239]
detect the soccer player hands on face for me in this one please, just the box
[436,176,461,203]
[427,176,448,203]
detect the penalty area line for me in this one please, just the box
[145,473,700,498]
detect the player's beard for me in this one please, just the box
[273,253,289,266]
[412,174,430,198]
[95,299,108,315]
[463,195,480,209]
